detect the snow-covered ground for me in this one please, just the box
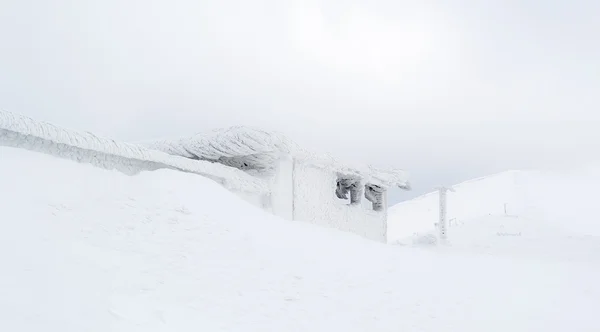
[1,147,599,331]
[437,214,600,263]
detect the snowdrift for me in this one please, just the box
[0,110,267,193]
[1,147,598,331]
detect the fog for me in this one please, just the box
[1,0,598,203]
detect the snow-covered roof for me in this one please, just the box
[0,111,268,193]
[144,127,298,175]
[144,126,410,189]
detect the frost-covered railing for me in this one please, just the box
[0,110,267,193]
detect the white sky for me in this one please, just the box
[1,0,599,202]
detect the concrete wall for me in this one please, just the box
[269,157,294,220]
[240,157,388,242]
[292,161,387,242]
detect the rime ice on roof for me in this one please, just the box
[144,126,300,175]
[0,110,267,193]
[144,126,411,190]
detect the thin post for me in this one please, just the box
[435,186,455,244]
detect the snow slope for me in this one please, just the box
[1,147,599,331]
[387,169,600,243]
[388,171,521,242]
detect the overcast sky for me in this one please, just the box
[1,0,598,203]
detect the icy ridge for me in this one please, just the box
[0,110,267,193]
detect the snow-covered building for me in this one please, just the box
[0,110,410,242]
[144,127,411,242]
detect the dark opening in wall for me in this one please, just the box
[336,176,362,205]
[365,184,384,211]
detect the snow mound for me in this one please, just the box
[1,147,599,331]
[0,110,267,193]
